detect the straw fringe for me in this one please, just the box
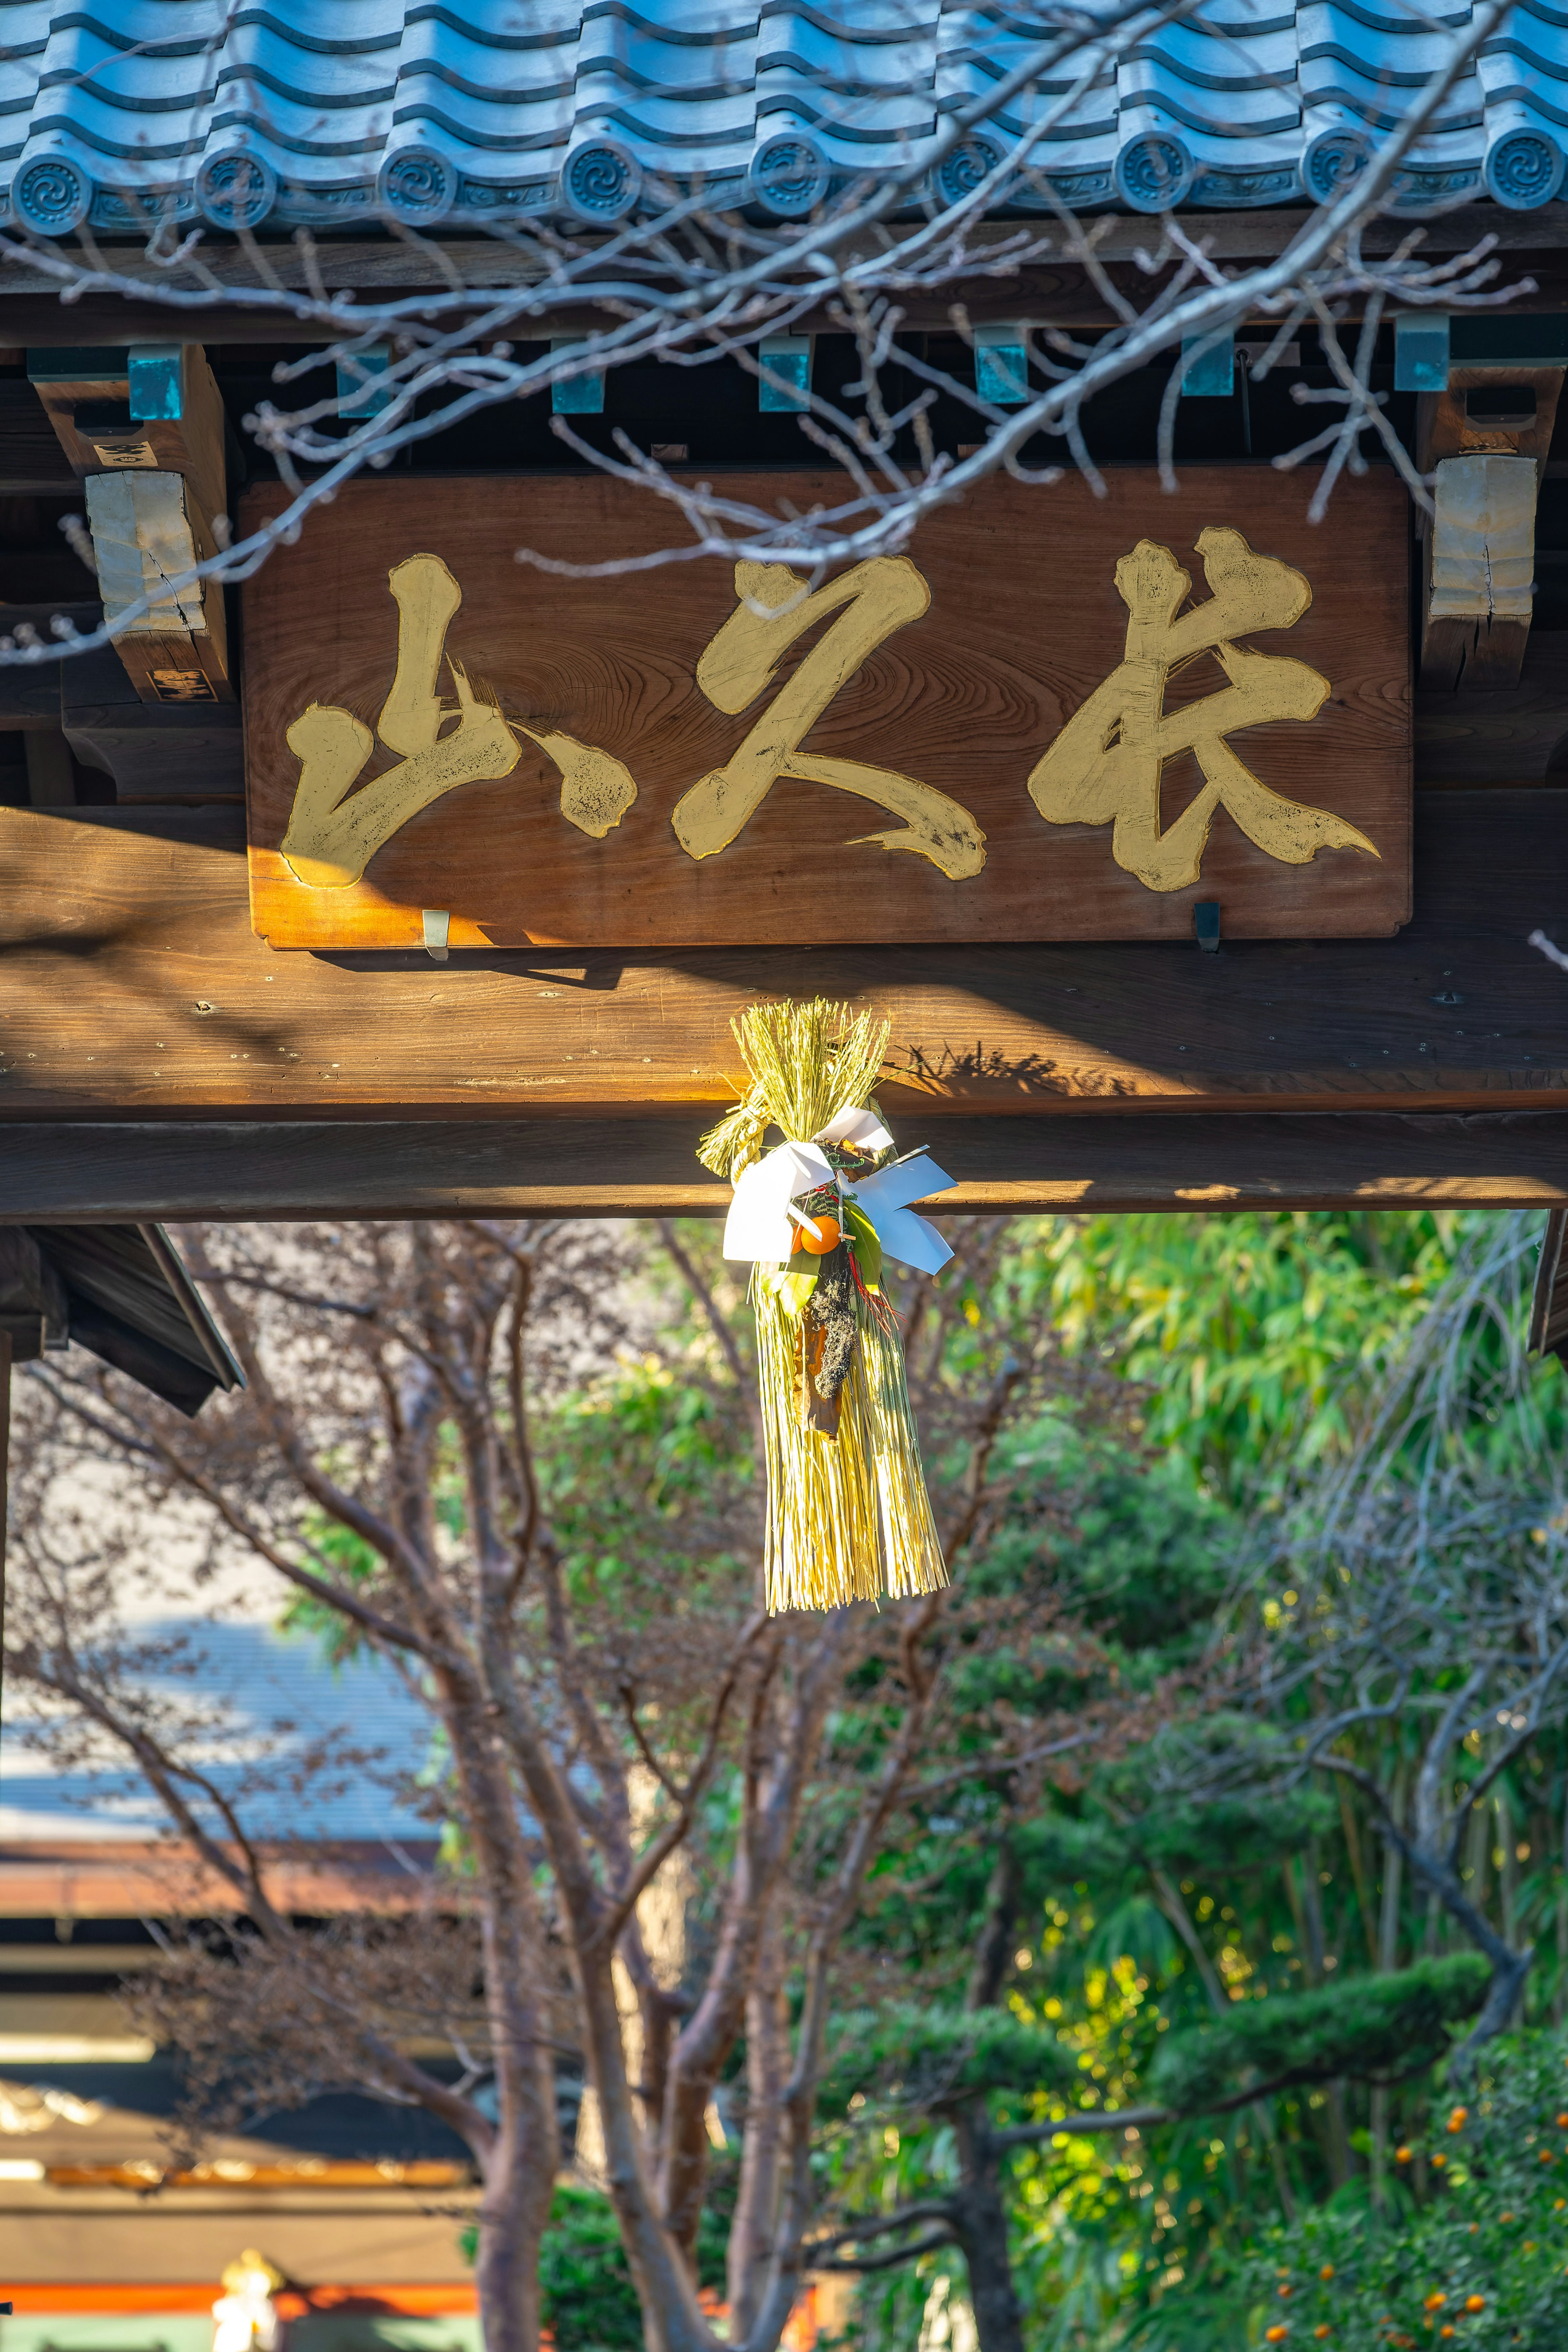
[703,999,949,1614]
[697,999,891,1183]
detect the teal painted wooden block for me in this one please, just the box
[975,341,1028,405]
[759,335,811,412]
[551,341,605,414]
[1394,313,1450,393]
[128,343,183,421]
[337,347,391,417]
[1180,335,1234,397]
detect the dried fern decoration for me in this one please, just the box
[702,999,947,1614]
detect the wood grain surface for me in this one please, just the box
[7,1110,1568,1220]
[1,216,1565,351]
[240,470,1412,949]
[0,791,1560,1122]
[1415,635,1568,782]
[0,214,1555,305]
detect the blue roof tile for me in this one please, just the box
[0,0,1553,233]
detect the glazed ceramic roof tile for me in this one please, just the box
[0,0,1556,236]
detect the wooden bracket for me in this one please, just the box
[27,343,233,704]
[0,1228,67,1362]
[1417,363,1564,690]
[83,469,231,704]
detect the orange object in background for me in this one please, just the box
[2,2288,478,2318]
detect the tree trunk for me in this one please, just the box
[473,2136,550,2352]
[444,1698,560,2352]
[577,1945,714,2352]
[1497,1792,1518,1950]
[950,2100,1026,2352]
[944,1842,1026,2352]
[1370,1773,1406,2213]
[728,1920,788,2338]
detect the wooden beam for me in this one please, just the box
[1416,632,1568,783]
[0,791,1564,1122]
[0,378,80,490]
[1,1109,1568,1219]
[29,345,226,517]
[21,730,72,807]
[0,211,1555,307]
[0,606,103,732]
[84,469,232,705]
[1418,367,1564,690]
[0,219,1564,345]
[28,345,232,704]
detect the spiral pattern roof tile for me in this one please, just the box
[0,0,1552,233]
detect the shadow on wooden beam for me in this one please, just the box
[7,1111,1568,1222]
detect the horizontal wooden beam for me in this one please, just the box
[0,209,1558,303]
[0,792,1564,1121]
[0,212,1564,342]
[6,1110,1568,1220]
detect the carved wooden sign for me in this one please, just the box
[241,469,1411,949]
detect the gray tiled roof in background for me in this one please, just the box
[0,2,1559,241]
[0,1617,438,1842]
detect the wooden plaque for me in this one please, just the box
[241,468,1411,949]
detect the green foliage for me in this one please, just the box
[1223,2029,1568,2352]
[466,2179,731,2350]
[281,1206,1568,2350]
[826,1211,1568,2352]
[1022,1210,1461,1495]
[985,1415,1234,1660]
[538,2183,644,2350]
[542,1354,755,1612]
[1149,1956,1492,2114]
[823,2001,1080,2107]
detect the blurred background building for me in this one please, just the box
[0,1621,481,2352]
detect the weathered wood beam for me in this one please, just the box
[0,209,1557,303]
[0,792,1563,1121]
[0,215,1565,344]
[0,377,80,490]
[62,699,243,799]
[1418,365,1565,690]
[0,606,242,796]
[2,1110,1568,1220]
[27,345,232,704]
[0,1226,67,1350]
[1415,632,1568,782]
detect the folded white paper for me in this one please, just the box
[722,1113,955,1276]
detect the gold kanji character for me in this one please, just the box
[1028,527,1378,893]
[282,554,636,889]
[673,559,986,880]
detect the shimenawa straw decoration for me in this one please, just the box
[698,999,956,1614]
